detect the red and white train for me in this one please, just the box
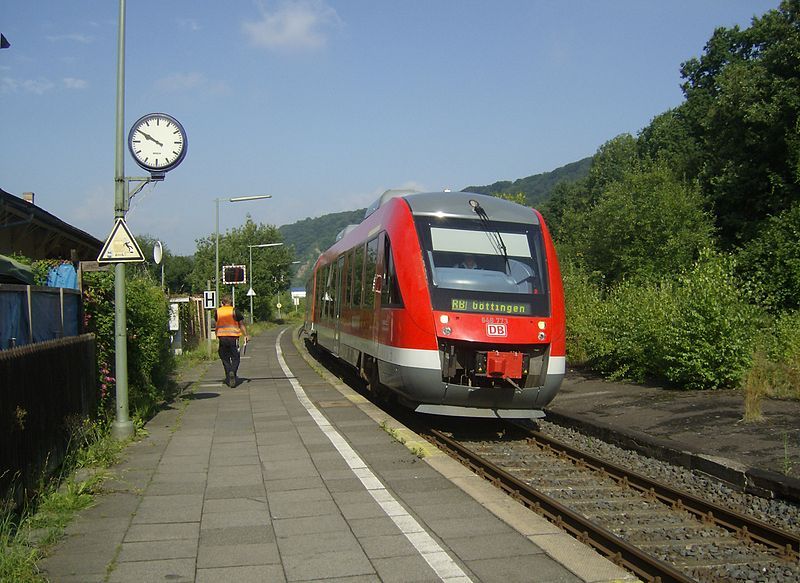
[304,190,565,419]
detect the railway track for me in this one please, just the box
[302,339,799,581]
[423,424,800,583]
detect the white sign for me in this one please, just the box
[203,291,216,309]
[168,303,180,331]
[98,218,145,263]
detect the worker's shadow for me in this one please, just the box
[235,376,297,385]
[182,392,220,400]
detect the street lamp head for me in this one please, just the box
[229,194,272,202]
[249,243,283,249]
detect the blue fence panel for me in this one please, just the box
[0,285,82,349]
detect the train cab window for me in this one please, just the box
[381,234,403,307]
[353,245,365,307]
[415,217,550,317]
[364,237,379,308]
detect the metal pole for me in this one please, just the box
[215,198,220,310]
[112,0,133,440]
[249,246,254,325]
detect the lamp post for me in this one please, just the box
[111,0,133,440]
[248,243,283,325]
[214,195,271,310]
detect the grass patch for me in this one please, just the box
[0,417,128,582]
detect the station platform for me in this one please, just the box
[40,326,632,583]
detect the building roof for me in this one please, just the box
[0,188,103,260]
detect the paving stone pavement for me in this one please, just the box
[39,326,631,583]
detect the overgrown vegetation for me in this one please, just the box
[0,417,125,582]
[539,1,800,412]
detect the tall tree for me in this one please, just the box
[679,0,800,246]
[191,215,294,320]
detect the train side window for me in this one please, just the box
[324,263,336,319]
[381,235,403,307]
[330,257,340,317]
[353,245,365,307]
[364,237,378,308]
[341,252,350,310]
[318,265,330,319]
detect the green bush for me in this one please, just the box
[125,277,172,416]
[563,250,763,390]
[661,250,762,389]
[83,271,172,418]
[748,310,800,399]
[595,279,675,383]
[561,260,607,366]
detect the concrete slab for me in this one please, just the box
[107,558,195,583]
[196,564,286,583]
[197,541,280,568]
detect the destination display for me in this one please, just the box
[450,298,531,315]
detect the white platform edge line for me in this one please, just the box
[275,329,472,583]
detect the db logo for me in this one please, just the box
[487,323,507,337]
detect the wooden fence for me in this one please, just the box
[0,334,97,500]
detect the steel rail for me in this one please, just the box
[515,426,800,561]
[427,428,697,583]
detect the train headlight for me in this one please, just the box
[475,352,487,373]
[440,315,449,324]
[537,321,546,330]
[442,326,452,336]
[538,332,546,341]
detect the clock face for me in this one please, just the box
[128,113,187,173]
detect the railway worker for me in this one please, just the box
[215,294,248,387]
[456,254,479,269]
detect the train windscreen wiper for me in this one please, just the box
[469,199,509,273]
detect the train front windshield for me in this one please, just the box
[415,217,550,317]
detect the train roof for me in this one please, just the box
[366,190,540,225]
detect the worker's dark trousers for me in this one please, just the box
[218,337,240,380]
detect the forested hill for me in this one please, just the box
[462,157,592,206]
[279,158,591,275]
[279,208,365,282]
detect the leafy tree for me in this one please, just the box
[736,201,800,312]
[494,192,527,205]
[191,215,294,320]
[579,164,714,286]
[679,0,800,245]
[636,108,703,179]
[131,234,195,294]
[164,255,195,294]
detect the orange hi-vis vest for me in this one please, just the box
[215,306,241,338]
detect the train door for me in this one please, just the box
[333,255,344,356]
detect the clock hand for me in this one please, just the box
[139,131,163,147]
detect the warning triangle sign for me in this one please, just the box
[98,218,145,263]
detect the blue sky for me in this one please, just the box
[0,1,778,255]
